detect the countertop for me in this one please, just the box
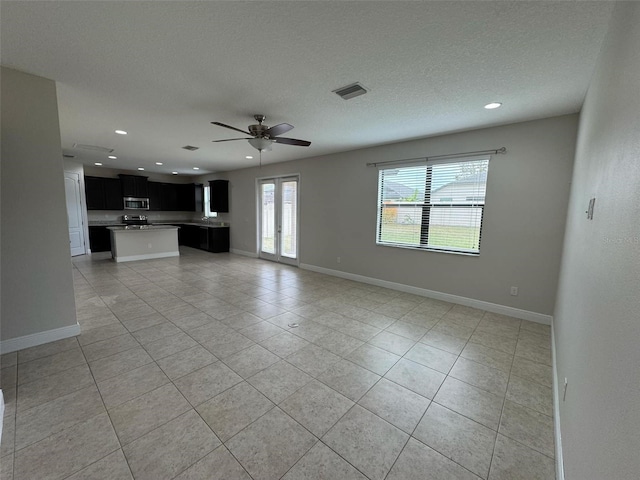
[107,225,179,231]
[154,222,230,228]
[90,221,229,228]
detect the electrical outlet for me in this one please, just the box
[337,257,341,263]
[563,378,568,401]
[510,286,519,296]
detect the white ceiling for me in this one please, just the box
[1,1,614,175]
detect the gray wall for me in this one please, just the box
[200,114,577,316]
[1,67,77,342]
[553,3,640,479]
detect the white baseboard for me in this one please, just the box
[299,263,552,325]
[230,249,259,258]
[114,251,180,263]
[551,322,565,480]
[0,323,81,354]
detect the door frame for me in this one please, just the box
[256,174,300,266]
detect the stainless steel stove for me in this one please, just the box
[122,214,149,225]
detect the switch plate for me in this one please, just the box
[337,257,341,263]
[510,286,519,296]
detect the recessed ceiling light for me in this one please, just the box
[484,102,502,109]
[246,156,253,159]
[193,167,200,170]
[115,130,128,135]
[155,162,163,165]
[138,167,145,171]
[172,172,178,175]
[108,155,117,159]
[94,162,103,166]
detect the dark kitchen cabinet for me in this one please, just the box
[119,174,148,198]
[177,184,194,212]
[177,224,199,248]
[176,183,204,212]
[104,178,123,210]
[88,226,111,252]
[208,227,230,253]
[148,181,162,211]
[177,225,229,253]
[85,176,105,210]
[86,175,200,212]
[85,176,122,210]
[160,183,178,211]
[209,180,229,213]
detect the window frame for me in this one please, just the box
[375,156,490,256]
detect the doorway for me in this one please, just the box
[64,171,87,256]
[258,176,299,265]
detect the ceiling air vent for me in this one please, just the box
[72,143,114,153]
[333,82,368,100]
[182,145,199,151]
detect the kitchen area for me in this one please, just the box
[84,171,230,261]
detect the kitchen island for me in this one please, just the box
[107,225,180,263]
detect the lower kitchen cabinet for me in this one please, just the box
[207,227,230,253]
[88,226,111,252]
[177,225,229,253]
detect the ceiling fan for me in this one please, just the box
[211,114,311,151]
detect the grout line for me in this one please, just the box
[33,253,552,480]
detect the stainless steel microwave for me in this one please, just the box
[123,197,149,210]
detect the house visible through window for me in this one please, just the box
[376,156,490,254]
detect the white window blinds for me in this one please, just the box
[376,156,490,254]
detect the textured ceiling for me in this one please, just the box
[1,1,614,174]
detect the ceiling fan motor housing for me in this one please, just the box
[248,123,269,138]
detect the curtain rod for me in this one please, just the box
[366,147,507,168]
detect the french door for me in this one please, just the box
[259,176,299,265]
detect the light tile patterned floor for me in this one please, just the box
[0,248,556,480]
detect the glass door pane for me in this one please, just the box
[280,180,297,259]
[260,182,276,255]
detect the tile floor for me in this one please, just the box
[0,248,556,480]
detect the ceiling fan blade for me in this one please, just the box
[266,123,294,137]
[211,122,251,135]
[274,137,311,147]
[212,138,251,143]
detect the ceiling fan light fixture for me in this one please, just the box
[248,137,274,151]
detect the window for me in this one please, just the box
[203,186,218,218]
[376,156,490,254]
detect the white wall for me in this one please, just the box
[1,67,78,347]
[553,3,640,479]
[200,114,577,317]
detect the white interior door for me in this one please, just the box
[259,176,299,265]
[64,172,86,256]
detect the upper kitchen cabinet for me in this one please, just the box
[104,178,123,210]
[148,181,162,211]
[85,176,122,210]
[177,183,204,212]
[85,176,105,209]
[209,180,229,213]
[160,182,178,211]
[119,174,148,198]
